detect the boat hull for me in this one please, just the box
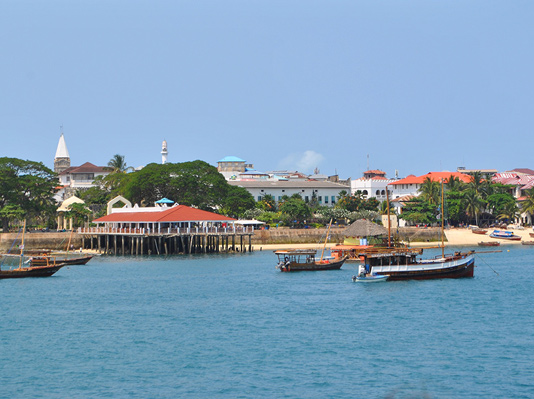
[478,242,500,247]
[489,234,521,241]
[352,275,389,283]
[279,257,347,272]
[30,255,93,266]
[0,264,66,279]
[371,255,475,281]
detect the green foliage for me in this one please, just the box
[124,161,233,212]
[486,192,517,217]
[418,177,441,205]
[399,197,438,225]
[0,157,57,230]
[106,154,134,173]
[220,185,256,218]
[335,191,379,212]
[256,194,277,212]
[65,203,92,228]
[278,196,311,225]
[521,188,534,223]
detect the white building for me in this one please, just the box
[228,180,350,207]
[351,170,396,202]
[53,133,110,202]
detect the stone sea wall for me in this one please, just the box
[0,232,83,252]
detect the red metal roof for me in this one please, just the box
[389,172,472,185]
[59,162,108,175]
[93,205,236,223]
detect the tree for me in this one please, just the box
[398,197,438,225]
[106,154,134,173]
[65,202,92,229]
[278,196,311,226]
[418,177,441,205]
[0,158,57,231]
[257,194,277,212]
[124,161,234,212]
[464,190,485,226]
[498,201,520,224]
[220,185,256,218]
[520,188,534,225]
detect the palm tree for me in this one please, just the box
[498,201,520,224]
[107,154,134,173]
[464,190,485,226]
[469,171,486,198]
[520,187,534,225]
[419,177,441,205]
[445,176,464,192]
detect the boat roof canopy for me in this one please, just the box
[274,249,317,256]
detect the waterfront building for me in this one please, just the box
[492,169,534,225]
[217,156,255,180]
[80,200,252,255]
[456,167,498,178]
[228,180,349,207]
[387,171,472,199]
[351,170,396,202]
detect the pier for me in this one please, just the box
[78,226,254,255]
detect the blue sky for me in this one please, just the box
[1,1,533,179]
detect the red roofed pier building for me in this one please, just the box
[79,199,253,255]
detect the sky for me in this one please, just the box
[1,1,533,180]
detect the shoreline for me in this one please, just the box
[253,227,534,251]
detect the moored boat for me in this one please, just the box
[530,232,534,238]
[489,230,521,241]
[478,241,500,247]
[472,228,487,235]
[521,241,534,246]
[30,255,93,266]
[352,264,388,282]
[358,248,475,281]
[275,249,347,271]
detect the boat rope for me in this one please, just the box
[475,253,499,276]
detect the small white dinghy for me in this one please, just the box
[352,264,389,283]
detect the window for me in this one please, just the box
[305,196,309,203]
[362,190,368,196]
[381,190,385,195]
[325,196,329,204]
[318,196,322,203]
[331,196,336,204]
[278,196,282,201]
[258,196,261,201]
[376,190,380,195]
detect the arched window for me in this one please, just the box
[376,190,380,195]
[362,190,368,196]
[381,190,386,195]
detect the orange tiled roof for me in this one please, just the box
[59,162,108,175]
[93,204,236,223]
[389,172,472,185]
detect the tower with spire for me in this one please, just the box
[54,130,71,174]
[161,140,168,164]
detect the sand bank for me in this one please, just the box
[253,227,534,251]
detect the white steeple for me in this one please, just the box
[55,133,70,159]
[161,140,168,164]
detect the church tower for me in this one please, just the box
[54,132,71,174]
[161,140,168,164]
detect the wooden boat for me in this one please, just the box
[530,233,534,238]
[478,241,500,247]
[275,249,347,271]
[472,228,487,235]
[358,248,475,281]
[0,221,67,279]
[30,255,93,266]
[356,181,474,281]
[489,230,521,241]
[521,241,534,246]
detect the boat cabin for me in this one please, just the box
[358,248,423,268]
[275,249,317,265]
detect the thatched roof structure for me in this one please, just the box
[343,219,387,237]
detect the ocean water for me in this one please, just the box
[1,246,533,399]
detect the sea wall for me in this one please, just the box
[252,227,345,245]
[0,232,83,252]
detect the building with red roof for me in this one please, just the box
[388,171,472,199]
[91,202,237,234]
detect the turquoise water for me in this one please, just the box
[1,246,533,398]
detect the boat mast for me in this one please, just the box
[18,220,26,270]
[320,219,333,261]
[441,180,445,258]
[386,185,391,248]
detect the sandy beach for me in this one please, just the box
[253,227,534,251]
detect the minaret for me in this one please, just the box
[54,130,71,174]
[161,140,168,164]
